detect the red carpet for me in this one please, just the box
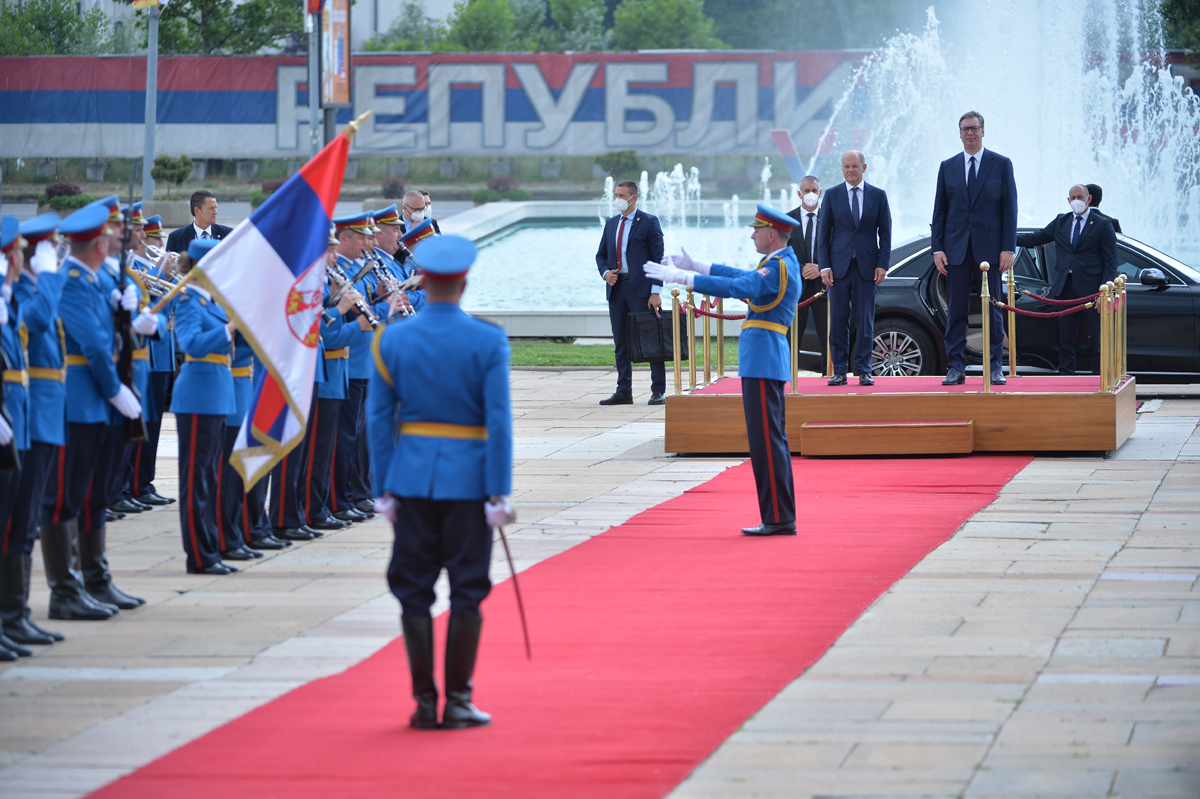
[693,374,1102,395]
[89,455,1031,799]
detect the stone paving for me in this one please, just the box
[0,375,1197,799]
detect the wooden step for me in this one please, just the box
[800,420,973,456]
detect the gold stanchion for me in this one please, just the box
[825,292,833,377]
[671,289,682,395]
[716,299,725,379]
[1115,276,1126,381]
[702,295,711,385]
[1098,283,1111,393]
[1107,280,1119,389]
[686,287,697,391]
[789,309,799,394]
[1006,268,1017,379]
[980,261,992,394]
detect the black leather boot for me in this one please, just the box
[401,613,438,729]
[0,555,56,645]
[22,554,63,641]
[42,521,116,621]
[79,523,144,609]
[441,614,491,729]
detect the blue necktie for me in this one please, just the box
[1072,216,1082,247]
[967,156,977,196]
[852,186,861,222]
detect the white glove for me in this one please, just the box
[667,247,711,275]
[109,288,122,309]
[485,497,514,528]
[0,414,11,446]
[107,385,142,420]
[0,299,7,327]
[373,495,397,524]
[30,240,58,275]
[132,308,158,335]
[642,261,694,287]
[120,284,138,312]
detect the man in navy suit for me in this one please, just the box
[595,180,666,405]
[818,151,892,386]
[165,190,232,254]
[931,111,1018,385]
[1017,184,1118,375]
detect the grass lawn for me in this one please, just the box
[509,338,739,368]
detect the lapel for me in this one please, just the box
[969,150,994,207]
[1072,214,1095,250]
[844,182,861,231]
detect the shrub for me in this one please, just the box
[487,175,520,193]
[594,150,642,178]
[261,178,286,195]
[472,188,502,205]
[249,190,269,208]
[502,188,532,202]
[382,177,406,199]
[41,193,94,211]
[42,181,81,199]
[151,154,194,199]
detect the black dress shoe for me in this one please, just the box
[4,617,57,646]
[300,525,324,538]
[859,374,875,386]
[648,392,666,405]
[136,492,175,506]
[187,562,237,575]
[308,517,347,531]
[247,536,289,550]
[0,631,33,657]
[26,617,65,642]
[110,499,145,514]
[105,509,125,522]
[990,371,1007,385]
[942,368,965,385]
[741,522,797,536]
[275,527,315,541]
[0,643,17,662]
[333,509,366,522]
[598,393,633,406]
[828,374,847,386]
[221,546,262,560]
[354,499,376,515]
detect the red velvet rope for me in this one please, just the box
[1014,284,1101,305]
[679,288,828,321]
[991,298,1096,317]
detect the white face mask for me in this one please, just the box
[614,198,630,213]
[408,208,425,222]
[1069,199,1088,214]
[802,192,820,208]
[424,204,432,217]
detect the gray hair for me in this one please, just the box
[842,150,866,166]
[799,175,821,190]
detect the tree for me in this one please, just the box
[445,0,517,51]
[510,0,560,50]
[144,0,303,55]
[1162,0,1200,57]
[151,155,194,199]
[0,0,109,55]
[702,0,928,51]
[364,0,450,51]
[549,0,610,50]
[611,0,723,51]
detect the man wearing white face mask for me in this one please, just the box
[400,191,427,231]
[786,176,828,374]
[1017,184,1117,375]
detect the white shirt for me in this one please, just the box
[613,210,662,295]
[193,223,213,240]
[798,207,819,264]
[963,146,986,183]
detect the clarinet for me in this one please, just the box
[327,262,380,328]
[364,249,412,315]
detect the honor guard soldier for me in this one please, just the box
[367,234,513,730]
[6,214,68,645]
[129,215,177,506]
[170,238,239,574]
[214,329,266,561]
[0,216,36,659]
[41,202,145,618]
[646,204,801,536]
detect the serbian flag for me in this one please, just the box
[193,112,368,488]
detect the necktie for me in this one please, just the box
[1072,216,1082,247]
[967,155,977,195]
[615,215,627,272]
[852,187,861,223]
[803,213,815,264]
[201,230,210,240]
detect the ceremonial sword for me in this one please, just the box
[494,522,532,660]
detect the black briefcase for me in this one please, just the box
[626,310,687,363]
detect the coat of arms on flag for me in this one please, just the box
[187,110,371,488]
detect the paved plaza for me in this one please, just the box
[1,370,1198,798]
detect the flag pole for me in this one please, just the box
[141,4,159,202]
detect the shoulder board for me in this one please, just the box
[198,297,207,305]
[179,293,193,303]
[67,269,80,278]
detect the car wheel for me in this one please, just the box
[872,318,937,376]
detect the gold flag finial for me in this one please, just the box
[342,109,373,145]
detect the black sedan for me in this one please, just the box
[796,231,1200,382]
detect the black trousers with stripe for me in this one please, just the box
[0,470,20,557]
[41,423,107,529]
[134,371,172,497]
[301,396,341,525]
[387,498,493,618]
[331,379,365,513]
[176,413,225,570]
[215,426,245,552]
[8,441,56,556]
[740,377,795,526]
[78,424,124,534]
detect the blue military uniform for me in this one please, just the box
[170,239,238,574]
[691,205,800,533]
[366,234,511,730]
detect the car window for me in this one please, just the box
[1115,248,1182,284]
[1013,248,1042,281]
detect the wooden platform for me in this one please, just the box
[665,375,1137,455]
[801,420,974,456]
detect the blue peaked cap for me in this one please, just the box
[412,234,476,280]
[188,238,219,261]
[0,215,19,253]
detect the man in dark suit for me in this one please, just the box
[818,151,892,387]
[787,176,829,374]
[931,111,1018,385]
[165,189,232,253]
[419,191,441,234]
[1017,184,1118,375]
[1085,183,1121,234]
[595,180,666,405]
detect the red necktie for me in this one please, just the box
[615,215,627,272]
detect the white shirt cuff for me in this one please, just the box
[651,285,663,295]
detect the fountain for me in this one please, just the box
[810,1,1200,259]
